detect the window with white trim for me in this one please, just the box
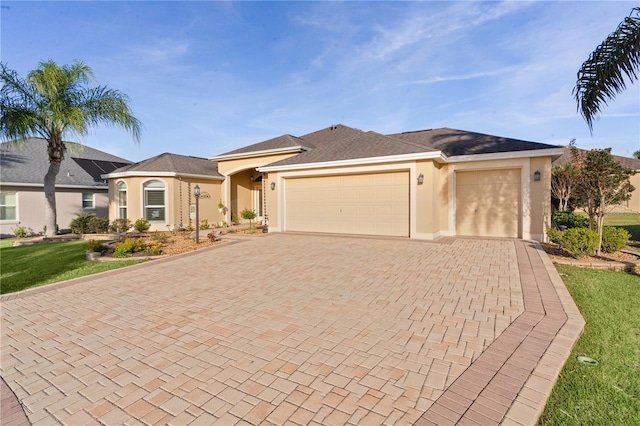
[117,182,127,219]
[143,180,165,221]
[82,192,95,209]
[0,191,17,220]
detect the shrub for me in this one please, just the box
[134,218,150,232]
[185,224,194,232]
[150,231,170,244]
[12,226,27,238]
[146,241,163,255]
[601,226,631,253]
[112,237,146,258]
[199,219,210,230]
[109,218,132,233]
[561,228,599,258]
[85,240,104,252]
[69,213,108,234]
[552,211,588,229]
[547,227,563,244]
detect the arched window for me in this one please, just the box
[143,180,166,222]
[117,182,127,219]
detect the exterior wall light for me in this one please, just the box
[194,184,200,244]
[417,174,424,185]
[270,182,276,190]
[534,170,541,182]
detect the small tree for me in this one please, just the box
[552,162,580,212]
[572,148,635,255]
[240,208,257,229]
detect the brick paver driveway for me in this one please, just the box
[1,234,583,425]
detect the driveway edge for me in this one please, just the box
[502,242,585,425]
[416,241,585,426]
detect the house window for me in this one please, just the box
[82,193,95,209]
[0,191,17,220]
[143,180,165,222]
[117,182,127,219]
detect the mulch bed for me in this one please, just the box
[540,242,640,264]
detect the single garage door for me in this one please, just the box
[456,169,520,238]
[285,171,409,237]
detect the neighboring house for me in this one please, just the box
[105,124,564,241]
[103,153,224,230]
[553,147,640,212]
[0,138,132,237]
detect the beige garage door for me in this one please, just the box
[285,172,409,237]
[456,169,521,238]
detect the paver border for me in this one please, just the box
[416,240,585,426]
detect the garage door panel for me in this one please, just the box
[285,172,409,237]
[456,169,520,238]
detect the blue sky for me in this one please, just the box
[2,1,639,162]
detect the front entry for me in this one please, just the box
[253,183,264,222]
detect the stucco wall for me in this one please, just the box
[217,153,299,176]
[529,156,552,240]
[0,186,108,237]
[108,176,222,231]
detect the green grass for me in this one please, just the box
[538,266,640,425]
[1,240,144,294]
[0,238,15,249]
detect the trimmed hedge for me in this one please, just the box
[601,226,631,253]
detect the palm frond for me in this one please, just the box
[574,7,640,132]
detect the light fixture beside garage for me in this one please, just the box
[534,170,541,181]
[417,174,424,185]
[270,182,276,190]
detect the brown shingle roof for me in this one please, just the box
[389,128,560,157]
[111,153,222,177]
[264,131,437,167]
[217,134,306,157]
[553,146,640,170]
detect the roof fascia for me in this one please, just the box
[446,147,566,163]
[101,171,224,180]
[257,151,445,172]
[209,146,308,161]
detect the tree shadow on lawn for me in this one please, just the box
[2,241,103,294]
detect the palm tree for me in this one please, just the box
[1,60,141,236]
[574,7,640,132]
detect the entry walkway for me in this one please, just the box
[0,234,583,425]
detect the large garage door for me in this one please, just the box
[285,172,409,237]
[456,169,520,238]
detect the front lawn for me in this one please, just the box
[538,265,640,425]
[1,240,144,294]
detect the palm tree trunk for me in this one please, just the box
[43,160,61,237]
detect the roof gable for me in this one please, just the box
[217,134,306,157]
[110,152,222,177]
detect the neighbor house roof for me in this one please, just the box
[553,146,640,170]
[105,152,223,179]
[0,138,131,188]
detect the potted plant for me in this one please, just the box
[217,201,228,215]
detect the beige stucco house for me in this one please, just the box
[104,153,224,231]
[1,138,131,237]
[105,125,565,240]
